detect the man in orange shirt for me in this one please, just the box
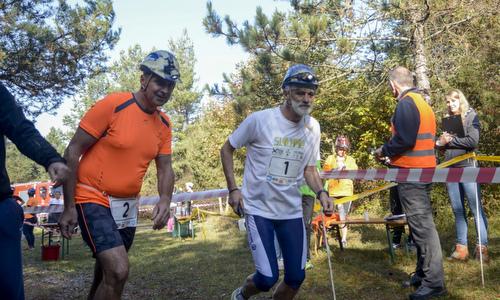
[22,188,38,250]
[60,50,179,300]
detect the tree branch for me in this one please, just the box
[425,14,475,41]
[287,36,411,42]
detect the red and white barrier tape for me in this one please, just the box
[23,206,63,214]
[139,188,229,206]
[321,167,499,183]
[23,167,498,213]
[24,189,230,214]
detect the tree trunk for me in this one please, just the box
[412,4,432,105]
[182,110,189,131]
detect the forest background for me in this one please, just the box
[2,0,498,217]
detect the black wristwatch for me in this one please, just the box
[228,187,240,194]
[316,189,328,199]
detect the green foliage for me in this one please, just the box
[166,30,203,132]
[44,127,67,155]
[203,1,400,173]
[0,0,119,117]
[201,0,498,182]
[172,100,245,191]
[313,74,396,168]
[6,126,67,184]
[139,163,160,197]
[423,0,499,157]
[5,139,46,184]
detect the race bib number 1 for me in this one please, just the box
[266,146,304,185]
[110,196,138,229]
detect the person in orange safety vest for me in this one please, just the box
[374,66,446,300]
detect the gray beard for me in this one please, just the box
[291,100,312,117]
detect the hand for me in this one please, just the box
[373,146,391,165]
[151,200,170,230]
[438,132,454,146]
[48,162,70,187]
[319,193,334,216]
[228,189,244,217]
[59,206,78,239]
[373,147,384,161]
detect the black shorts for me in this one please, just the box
[76,203,136,257]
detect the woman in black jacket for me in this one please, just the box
[436,89,489,262]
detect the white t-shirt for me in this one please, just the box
[49,198,63,205]
[229,107,320,219]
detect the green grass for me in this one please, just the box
[23,215,499,300]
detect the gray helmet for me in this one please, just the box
[281,64,318,89]
[139,50,181,83]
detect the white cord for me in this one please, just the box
[320,212,337,300]
[473,158,485,287]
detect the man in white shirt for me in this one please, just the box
[49,190,64,206]
[221,64,333,300]
[48,189,63,223]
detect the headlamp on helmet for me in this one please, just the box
[282,64,319,89]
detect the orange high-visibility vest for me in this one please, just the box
[391,92,436,168]
[24,197,38,219]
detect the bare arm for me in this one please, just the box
[304,165,333,214]
[59,128,98,238]
[220,140,243,216]
[304,165,324,193]
[221,140,238,191]
[152,154,175,230]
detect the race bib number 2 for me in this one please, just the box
[110,197,138,229]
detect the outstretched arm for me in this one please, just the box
[0,83,68,182]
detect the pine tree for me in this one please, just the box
[0,0,119,117]
[166,30,203,132]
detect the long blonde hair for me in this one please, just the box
[445,89,470,122]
